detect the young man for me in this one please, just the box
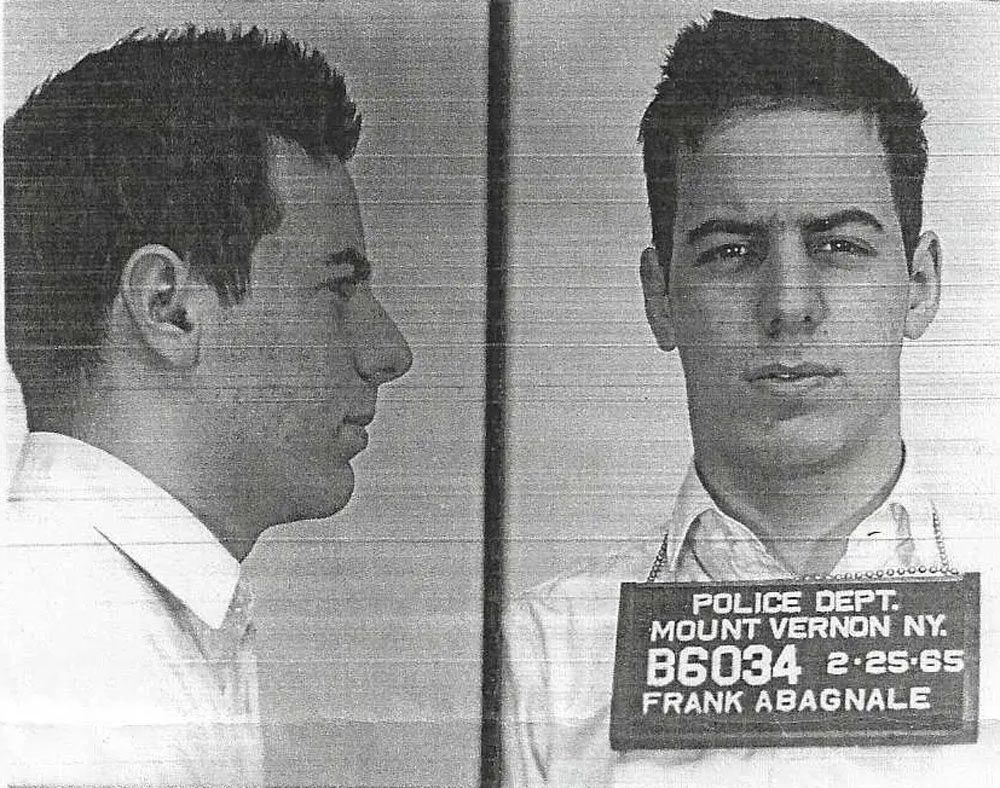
[503,12,996,786]
[2,28,411,785]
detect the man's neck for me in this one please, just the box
[69,394,259,562]
[695,436,905,576]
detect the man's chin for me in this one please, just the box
[271,466,357,526]
[727,416,858,477]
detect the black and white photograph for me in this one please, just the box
[3,1,999,786]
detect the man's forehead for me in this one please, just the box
[699,105,881,152]
[675,108,894,221]
[265,135,363,238]
[268,137,354,193]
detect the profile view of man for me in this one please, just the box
[503,11,997,787]
[2,28,411,785]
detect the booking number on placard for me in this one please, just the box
[826,649,965,676]
[647,644,803,688]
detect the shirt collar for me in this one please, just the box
[662,448,939,577]
[10,432,241,629]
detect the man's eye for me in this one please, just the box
[696,243,762,268]
[812,238,875,257]
[316,253,371,300]
[318,278,359,299]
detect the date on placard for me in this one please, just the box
[610,576,979,750]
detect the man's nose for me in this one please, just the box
[348,290,413,384]
[758,234,827,338]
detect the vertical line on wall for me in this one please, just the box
[482,0,511,786]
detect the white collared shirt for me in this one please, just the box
[661,458,944,582]
[502,456,1000,787]
[1,432,263,786]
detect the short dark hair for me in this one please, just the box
[5,27,361,428]
[640,10,928,269]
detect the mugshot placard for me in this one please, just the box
[610,576,980,751]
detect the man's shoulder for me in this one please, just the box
[3,495,203,703]
[918,451,1000,573]
[505,543,657,645]
[512,543,654,602]
[4,515,194,663]
[3,464,258,784]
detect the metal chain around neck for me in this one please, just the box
[647,507,956,583]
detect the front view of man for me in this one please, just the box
[2,28,411,785]
[503,12,997,786]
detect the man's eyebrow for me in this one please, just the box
[802,209,884,234]
[685,210,885,245]
[685,218,768,245]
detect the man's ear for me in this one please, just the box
[904,231,942,340]
[119,244,203,367]
[640,246,675,351]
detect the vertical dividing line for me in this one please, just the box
[482,1,510,786]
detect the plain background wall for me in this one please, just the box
[506,0,1000,595]
[3,1,485,784]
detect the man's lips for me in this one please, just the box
[746,362,841,383]
[337,420,371,456]
[335,407,376,456]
